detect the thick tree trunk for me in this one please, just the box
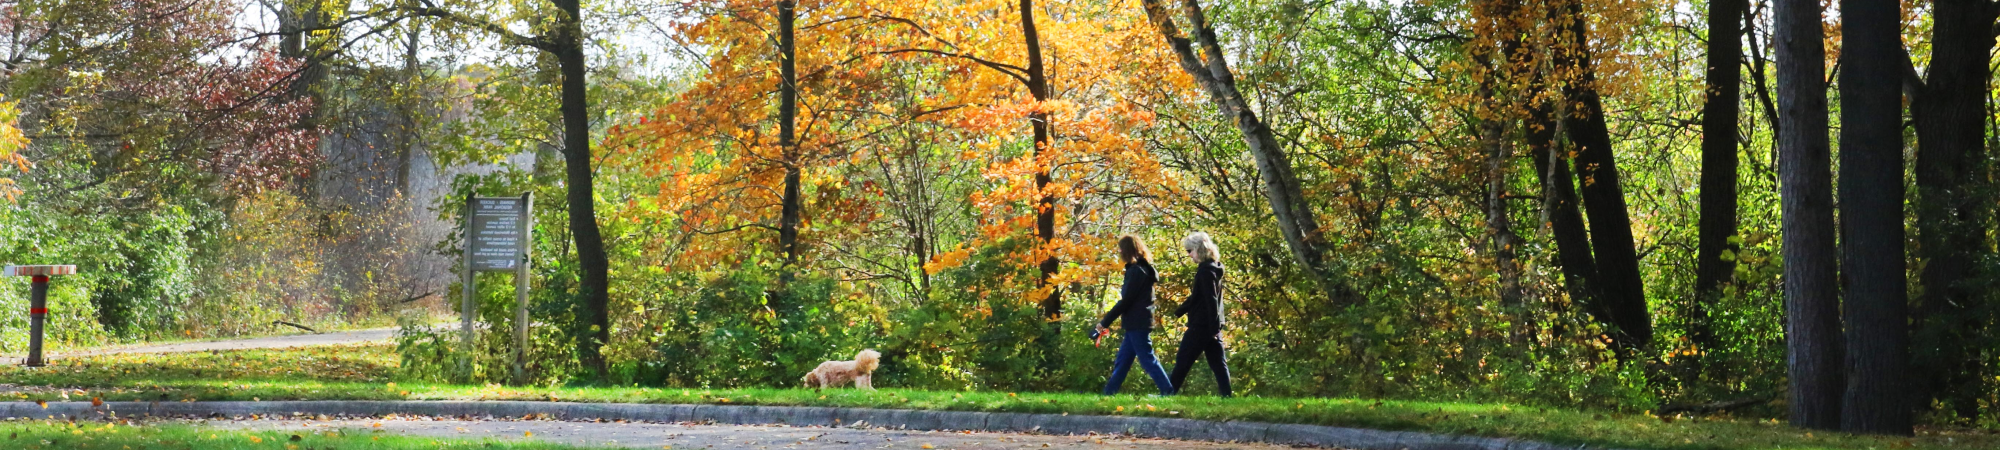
[1526,90,1602,336]
[1837,0,1910,435]
[777,0,804,285]
[1692,0,1744,356]
[552,0,611,379]
[1139,0,1358,308]
[1502,6,1601,330]
[1911,0,1995,424]
[1021,0,1060,317]
[1556,6,1652,355]
[1774,0,1842,429]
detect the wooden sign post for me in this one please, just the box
[461,193,532,383]
[6,265,77,367]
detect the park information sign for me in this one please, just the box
[461,193,533,383]
[468,197,528,271]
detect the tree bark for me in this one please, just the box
[1556,5,1652,355]
[552,0,611,379]
[1693,0,1744,356]
[1774,0,1843,429]
[1138,0,1358,308]
[1472,0,1524,313]
[1501,5,1602,331]
[1837,0,1910,435]
[1910,0,1995,424]
[1020,0,1061,318]
[777,0,805,286]
[1527,88,1602,333]
[1482,104,1523,310]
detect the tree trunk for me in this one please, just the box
[1501,5,1601,332]
[552,0,610,379]
[1692,0,1744,357]
[1556,5,1652,355]
[1774,0,1842,429]
[777,0,804,288]
[1837,0,1910,435]
[1138,0,1358,308]
[1526,86,1604,340]
[1910,0,1995,424]
[1482,105,1523,310]
[1020,0,1060,317]
[1472,0,1524,314]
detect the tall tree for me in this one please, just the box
[1553,1,1653,354]
[869,0,1067,316]
[1692,0,1744,356]
[405,0,613,378]
[1471,0,1525,312]
[1909,0,1997,423]
[1501,6,1602,337]
[1774,0,1843,430]
[776,0,804,281]
[1138,0,1360,308]
[1837,0,1910,435]
[1020,0,1060,317]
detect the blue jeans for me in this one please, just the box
[1103,330,1174,395]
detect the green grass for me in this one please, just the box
[23,318,409,356]
[0,418,601,449]
[1,345,1993,450]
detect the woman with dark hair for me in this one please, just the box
[1096,235,1174,396]
[1169,231,1231,397]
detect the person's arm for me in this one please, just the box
[1100,266,1139,328]
[1176,265,1215,319]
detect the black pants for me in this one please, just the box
[1170,331,1232,397]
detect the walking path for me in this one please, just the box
[0,330,1606,450]
[0,326,397,365]
[199,416,1296,450]
[1,401,1605,450]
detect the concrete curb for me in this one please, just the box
[0,401,1604,450]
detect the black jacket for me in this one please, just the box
[1099,261,1158,333]
[1174,261,1225,336]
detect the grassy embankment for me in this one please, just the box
[0,345,1992,450]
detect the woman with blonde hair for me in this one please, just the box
[1169,231,1231,397]
[1095,234,1174,396]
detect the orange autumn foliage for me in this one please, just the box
[612,0,1185,304]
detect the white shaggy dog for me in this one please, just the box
[801,349,881,390]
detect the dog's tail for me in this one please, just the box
[855,349,881,373]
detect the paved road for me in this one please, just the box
[0,326,397,364]
[201,417,1302,450]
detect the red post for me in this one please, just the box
[26,274,48,367]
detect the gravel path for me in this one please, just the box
[0,326,396,364]
[197,416,1304,450]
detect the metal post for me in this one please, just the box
[25,275,47,367]
[460,193,476,378]
[512,192,532,385]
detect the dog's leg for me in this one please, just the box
[858,374,873,390]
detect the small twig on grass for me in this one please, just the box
[272,320,319,334]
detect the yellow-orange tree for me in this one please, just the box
[616,0,1177,310]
